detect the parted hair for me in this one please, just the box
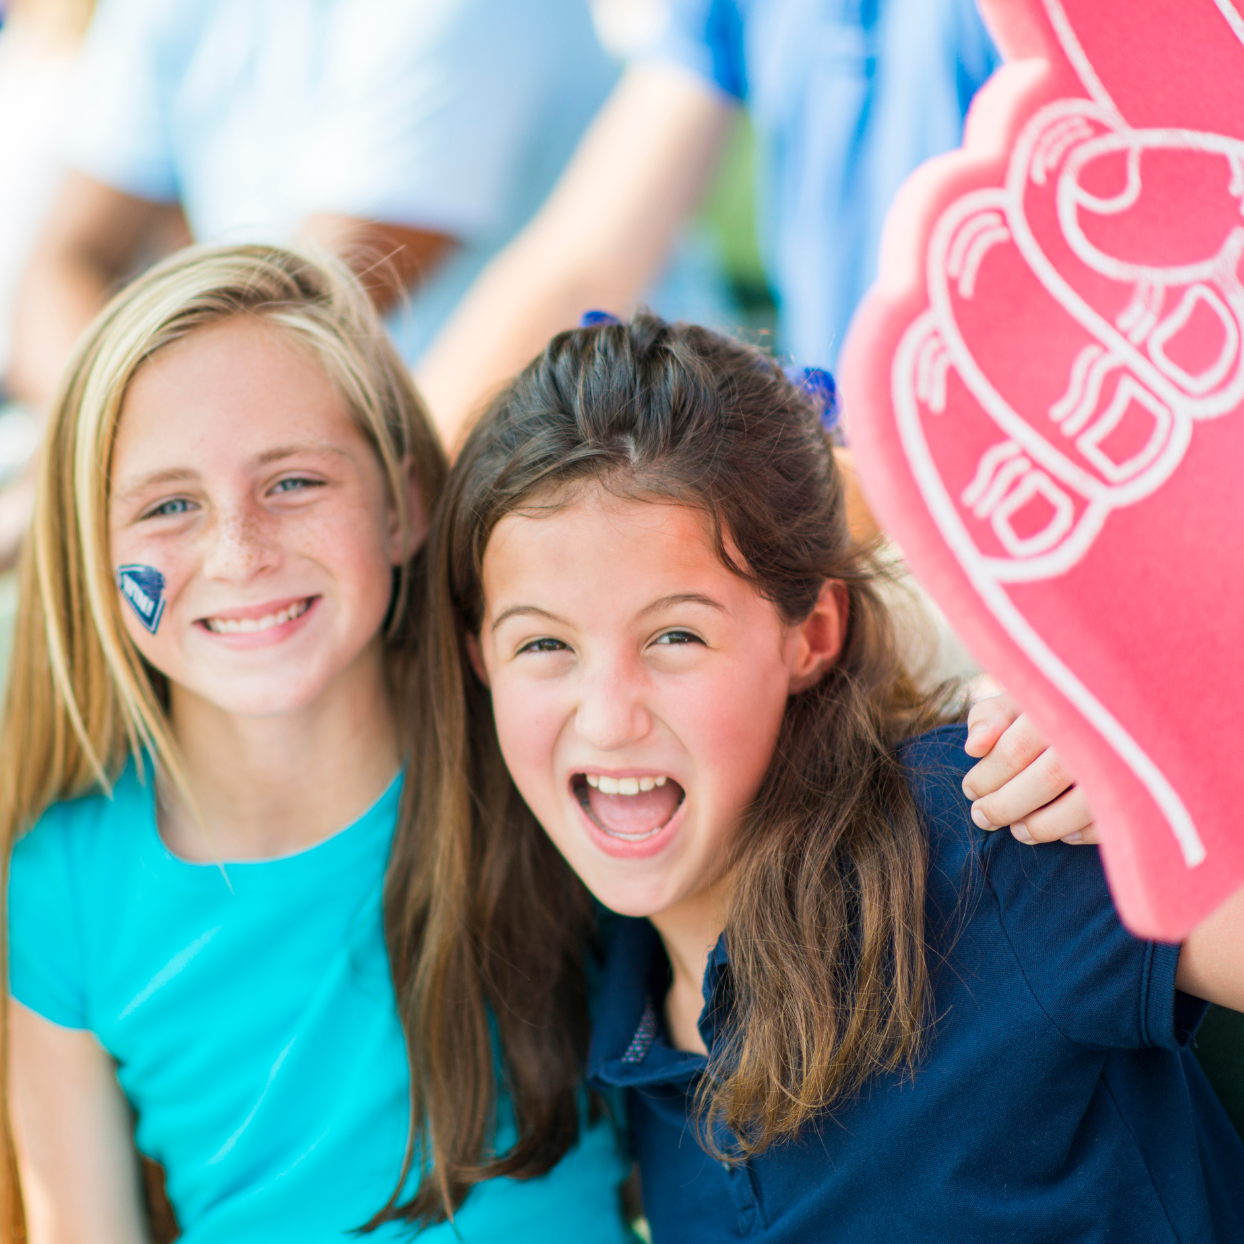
[0,244,446,1241]
[380,313,955,1226]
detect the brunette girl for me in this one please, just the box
[2,246,633,1243]
[403,313,1244,1241]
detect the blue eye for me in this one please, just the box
[145,497,194,519]
[520,637,569,654]
[272,476,321,494]
[654,630,703,646]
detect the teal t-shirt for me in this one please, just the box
[7,764,632,1243]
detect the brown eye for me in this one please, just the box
[520,637,569,654]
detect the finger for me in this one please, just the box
[962,710,1049,798]
[968,745,1075,830]
[963,690,1021,760]
[966,673,1005,705]
[1008,785,1098,845]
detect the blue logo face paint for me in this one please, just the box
[116,564,166,634]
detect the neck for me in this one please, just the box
[161,641,400,862]
[649,880,729,1056]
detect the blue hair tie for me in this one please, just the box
[786,366,839,432]
[580,309,621,327]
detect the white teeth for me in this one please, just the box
[206,599,310,635]
[583,774,671,796]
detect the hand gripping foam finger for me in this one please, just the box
[840,0,1244,939]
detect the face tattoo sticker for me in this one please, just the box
[116,564,166,634]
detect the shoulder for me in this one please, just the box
[363,0,603,61]
[897,722,974,810]
[897,727,1187,1050]
[79,0,207,59]
[8,768,151,1029]
[11,766,149,886]
[643,0,748,101]
[896,723,979,875]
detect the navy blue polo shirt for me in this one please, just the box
[589,725,1244,1243]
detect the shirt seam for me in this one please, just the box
[1098,1067,1183,1242]
[979,838,1082,1049]
[1138,940,1156,1046]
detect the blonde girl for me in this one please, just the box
[400,313,1244,1241]
[2,246,632,1243]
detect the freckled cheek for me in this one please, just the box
[283,507,396,610]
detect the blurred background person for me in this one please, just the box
[0,0,96,697]
[9,0,613,410]
[417,0,999,444]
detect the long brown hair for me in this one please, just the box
[0,244,446,1240]
[382,313,954,1225]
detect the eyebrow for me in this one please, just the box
[113,442,351,501]
[490,593,724,633]
[113,467,200,502]
[638,592,726,617]
[491,604,572,632]
[253,441,352,467]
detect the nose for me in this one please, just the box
[574,650,653,754]
[198,500,280,584]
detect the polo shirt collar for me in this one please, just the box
[588,916,734,1092]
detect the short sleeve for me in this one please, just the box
[639,0,747,101]
[983,829,1202,1052]
[7,808,88,1030]
[951,0,1001,103]
[60,0,181,202]
[294,0,615,240]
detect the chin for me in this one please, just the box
[199,677,331,719]
[585,874,682,920]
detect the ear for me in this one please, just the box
[787,579,848,694]
[464,631,490,687]
[388,455,428,564]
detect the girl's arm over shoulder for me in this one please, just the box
[1177,888,1244,1011]
[9,1001,149,1244]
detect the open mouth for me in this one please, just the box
[201,596,316,635]
[573,772,686,841]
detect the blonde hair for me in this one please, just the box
[0,243,446,1235]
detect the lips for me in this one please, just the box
[574,774,685,840]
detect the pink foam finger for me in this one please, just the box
[841,0,1244,938]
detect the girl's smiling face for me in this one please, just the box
[474,487,843,919]
[109,316,418,720]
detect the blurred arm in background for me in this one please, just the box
[9,181,452,410]
[417,61,734,449]
[8,174,186,408]
[298,213,452,315]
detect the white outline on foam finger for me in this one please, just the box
[892,314,1207,868]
